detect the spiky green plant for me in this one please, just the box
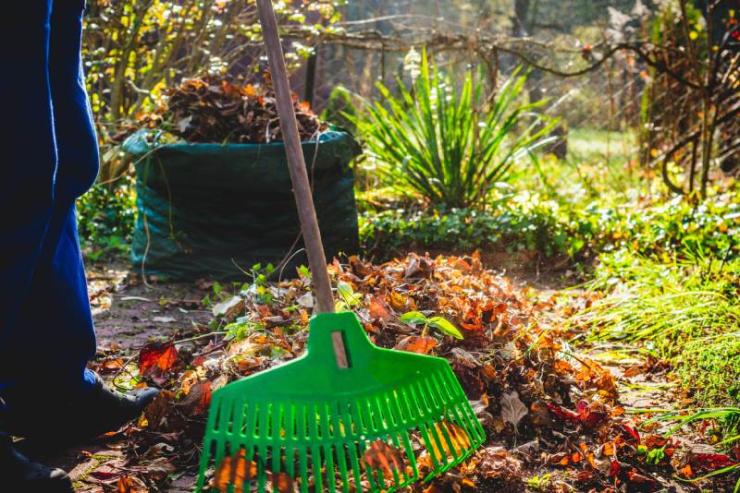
[356,52,555,209]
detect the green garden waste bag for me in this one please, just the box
[122,130,360,280]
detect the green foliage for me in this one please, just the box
[576,248,740,405]
[321,85,359,134]
[360,185,739,265]
[617,194,739,261]
[335,281,362,311]
[224,319,264,342]
[400,311,463,339]
[680,336,740,407]
[359,198,596,260]
[355,51,554,209]
[248,263,276,305]
[76,178,136,261]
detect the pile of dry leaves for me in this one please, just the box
[126,75,326,144]
[90,253,737,492]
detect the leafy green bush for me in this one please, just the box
[77,178,136,261]
[619,193,739,261]
[360,187,739,267]
[355,51,553,209]
[359,191,612,260]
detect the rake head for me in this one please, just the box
[196,311,485,493]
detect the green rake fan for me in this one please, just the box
[195,2,485,491]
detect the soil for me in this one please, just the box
[17,261,211,492]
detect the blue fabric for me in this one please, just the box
[0,0,98,397]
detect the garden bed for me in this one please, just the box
[41,254,740,492]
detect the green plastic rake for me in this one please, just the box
[195,2,484,491]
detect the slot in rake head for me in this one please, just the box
[196,312,485,493]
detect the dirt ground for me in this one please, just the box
[18,262,210,492]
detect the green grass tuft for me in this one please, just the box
[573,250,740,405]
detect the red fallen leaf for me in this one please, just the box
[622,424,641,443]
[575,469,594,482]
[691,453,737,471]
[609,458,621,477]
[626,468,658,486]
[546,401,606,429]
[139,342,178,375]
[546,402,580,423]
[576,400,607,428]
[90,470,122,481]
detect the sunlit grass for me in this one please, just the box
[572,252,740,406]
[567,127,636,165]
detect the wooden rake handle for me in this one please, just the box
[255,0,335,316]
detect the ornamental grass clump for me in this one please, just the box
[356,50,554,209]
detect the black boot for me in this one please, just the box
[4,372,159,444]
[0,432,74,493]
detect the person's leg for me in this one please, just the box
[0,0,97,397]
[0,2,58,380]
[16,0,101,387]
[1,0,156,444]
[0,431,74,492]
[0,5,77,490]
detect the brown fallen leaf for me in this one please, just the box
[273,471,296,493]
[471,446,522,481]
[178,381,212,416]
[500,391,528,428]
[98,358,125,374]
[428,421,472,460]
[369,296,393,322]
[395,335,437,355]
[117,476,148,493]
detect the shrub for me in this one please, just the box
[359,191,610,261]
[359,185,739,268]
[77,178,136,261]
[355,52,554,209]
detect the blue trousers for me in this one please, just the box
[0,0,98,399]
